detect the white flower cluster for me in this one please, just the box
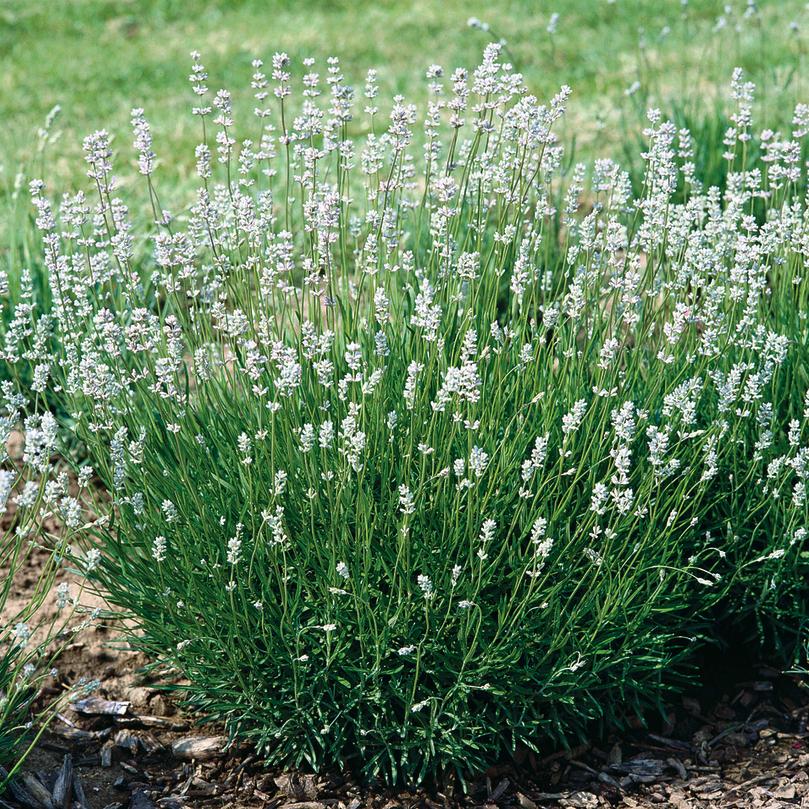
[6,48,809,781]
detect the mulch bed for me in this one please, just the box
[3,621,809,809]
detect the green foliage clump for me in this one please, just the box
[5,50,809,784]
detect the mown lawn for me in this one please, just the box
[0,0,806,196]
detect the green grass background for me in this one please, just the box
[1,0,807,197]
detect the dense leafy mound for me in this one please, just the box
[6,50,809,782]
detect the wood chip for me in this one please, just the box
[50,725,104,746]
[113,714,189,730]
[72,770,90,809]
[139,731,165,755]
[281,803,327,809]
[560,792,598,809]
[188,777,218,797]
[54,713,77,729]
[113,729,141,755]
[515,793,537,809]
[274,773,320,801]
[19,774,55,809]
[70,697,130,716]
[115,714,188,731]
[171,736,227,762]
[647,733,691,752]
[608,758,665,778]
[130,790,157,809]
[51,754,73,809]
[100,740,114,768]
[489,778,510,802]
[666,757,688,780]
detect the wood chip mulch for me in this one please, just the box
[3,646,809,809]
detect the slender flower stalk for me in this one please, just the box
[3,53,809,784]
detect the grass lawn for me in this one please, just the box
[1,0,807,197]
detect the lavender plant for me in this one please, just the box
[5,49,809,782]
[0,404,84,784]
